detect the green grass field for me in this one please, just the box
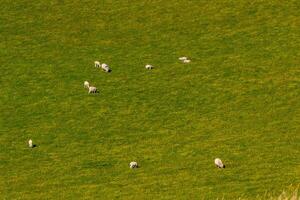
[1,0,300,199]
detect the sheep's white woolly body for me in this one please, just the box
[214,158,225,168]
[88,86,97,93]
[95,61,101,68]
[129,161,138,169]
[84,81,89,88]
[101,63,111,72]
[179,57,188,61]
[28,139,33,148]
[145,64,153,69]
[179,56,191,63]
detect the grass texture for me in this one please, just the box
[0,0,300,199]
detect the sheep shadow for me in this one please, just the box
[88,90,100,94]
[101,68,111,73]
[29,144,37,148]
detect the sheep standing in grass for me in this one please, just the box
[84,81,89,88]
[215,158,225,168]
[145,64,153,69]
[88,86,98,93]
[179,56,191,63]
[95,61,101,68]
[28,139,33,148]
[179,57,188,61]
[101,63,111,72]
[129,161,138,169]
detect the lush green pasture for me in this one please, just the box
[1,0,299,199]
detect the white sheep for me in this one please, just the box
[145,64,153,69]
[101,63,111,72]
[28,139,33,148]
[129,161,138,169]
[95,61,101,68]
[183,59,191,63]
[84,81,89,88]
[214,158,225,168]
[179,57,188,61]
[88,86,98,93]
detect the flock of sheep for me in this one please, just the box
[83,57,191,94]
[27,56,226,169]
[83,61,112,93]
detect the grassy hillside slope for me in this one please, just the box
[1,0,299,199]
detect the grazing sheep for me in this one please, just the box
[95,61,101,68]
[183,59,191,63]
[101,63,111,72]
[88,86,98,93]
[179,57,188,61]
[215,158,225,168]
[129,161,138,169]
[145,64,153,69]
[28,139,33,148]
[84,81,89,88]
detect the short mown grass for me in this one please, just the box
[1,0,300,199]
